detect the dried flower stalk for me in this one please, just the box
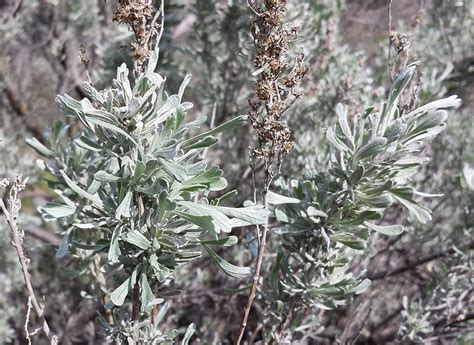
[236,1,307,343]
[113,0,164,76]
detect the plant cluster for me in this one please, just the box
[27,53,267,342]
[1,0,473,344]
[260,63,461,342]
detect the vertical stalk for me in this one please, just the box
[1,180,58,345]
[235,1,306,342]
[236,193,270,344]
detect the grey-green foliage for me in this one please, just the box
[399,255,473,343]
[262,63,460,341]
[98,304,196,345]
[287,0,380,173]
[27,53,268,340]
[385,3,474,340]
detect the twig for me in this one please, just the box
[367,241,474,280]
[0,177,58,345]
[236,192,270,344]
[25,297,33,345]
[144,0,164,53]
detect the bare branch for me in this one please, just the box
[0,176,58,345]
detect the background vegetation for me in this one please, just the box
[0,0,472,344]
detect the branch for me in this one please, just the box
[0,177,58,345]
[236,192,270,344]
[367,242,474,280]
[3,83,45,144]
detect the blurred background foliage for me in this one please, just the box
[0,0,473,344]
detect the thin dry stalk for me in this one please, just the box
[0,176,58,345]
[236,1,307,343]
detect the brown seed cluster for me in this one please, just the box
[113,0,154,73]
[248,0,307,165]
[390,30,410,54]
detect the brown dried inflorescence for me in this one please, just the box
[390,30,410,54]
[113,0,154,73]
[248,0,307,168]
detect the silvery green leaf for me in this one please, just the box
[213,190,238,205]
[26,137,54,158]
[199,236,239,247]
[390,189,432,224]
[182,324,196,345]
[56,94,83,117]
[178,74,192,101]
[149,253,171,282]
[182,115,248,147]
[82,81,105,105]
[403,110,448,144]
[336,103,353,143]
[363,221,404,236]
[87,179,101,195]
[215,205,269,224]
[139,273,154,312]
[347,278,371,295]
[394,156,429,166]
[56,228,72,258]
[110,267,138,306]
[410,110,448,133]
[159,158,187,182]
[209,177,227,191]
[413,190,443,198]
[75,136,104,152]
[60,170,103,207]
[267,191,301,204]
[330,233,366,250]
[115,190,133,219]
[275,208,290,223]
[384,119,406,144]
[405,95,461,119]
[73,223,95,229]
[326,127,350,153]
[152,94,180,125]
[95,170,121,182]
[356,191,392,208]
[147,46,160,73]
[386,62,417,110]
[108,225,122,263]
[117,63,132,101]
[463,163,474,190]
[178,201,232,234]
[349,165,364,185]
[182,136,218,150]
[86,116,139,147]
[40,203,76,219]
[175,211,217,236]
[124,230,151,250]
[204,245,250,279]
[354,137,387,160]
[403,124,447,145]
[307,206,328,218]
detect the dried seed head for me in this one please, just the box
[248,0,307,165]
[390,30,410,54]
